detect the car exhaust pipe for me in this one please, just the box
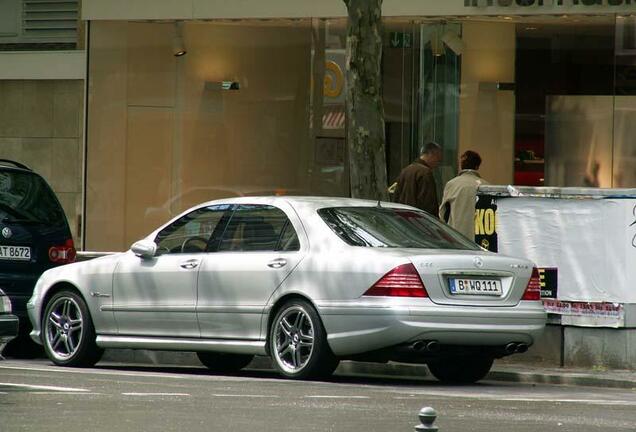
[504,342,518,355]
[411,341,426,351]
[410,340,440,353]
[515,343,529,353]
[425,341,440,353]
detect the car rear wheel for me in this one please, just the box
[427,356,494,384]
[42,290,103,367]
[269,299,338,380]
[196,352,254,373]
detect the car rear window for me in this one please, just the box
[0,170,67,226]
[318,206,480,250]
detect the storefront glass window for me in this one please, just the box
[612,15,636,188]
[403,15,636,191]
[530,16,615,188]
[85,14,636,251]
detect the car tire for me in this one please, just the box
[196,352,254,373]
[427,356,494,384]
[3,333,44,359]
[42,290,103,367]
[269,299,339,380]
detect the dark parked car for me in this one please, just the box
[0,160,75,356]
[0,287,18,356]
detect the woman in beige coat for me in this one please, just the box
[439,151,487,241]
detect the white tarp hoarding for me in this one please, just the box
[481,190,636,327]
[496,197,636,304]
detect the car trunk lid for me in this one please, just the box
[407,250,534,307]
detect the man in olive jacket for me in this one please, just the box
[439,150,487,240]
[394,142,443,215]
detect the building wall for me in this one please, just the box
[0,79,84,243]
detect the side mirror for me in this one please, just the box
[131,240,157,259]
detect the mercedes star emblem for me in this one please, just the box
[473,257,483,268]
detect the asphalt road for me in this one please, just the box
[1,359,636,432]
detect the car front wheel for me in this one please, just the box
[269,299,338,380]
[427,356,494,384]
[42,290,103,367]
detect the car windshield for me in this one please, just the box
[0,170,66,226]
[318,206,481,250]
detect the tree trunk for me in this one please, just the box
[343,0,388,201]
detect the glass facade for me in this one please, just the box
[84,14,636,251]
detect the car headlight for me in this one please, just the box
[0,295,11,313]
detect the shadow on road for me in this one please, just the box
[90,362,488,388]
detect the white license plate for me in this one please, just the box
[449,278,502,296]
[0,245,31,261]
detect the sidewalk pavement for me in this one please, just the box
[101,350,636,389]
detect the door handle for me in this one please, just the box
[267,258,287,269]
[180,259,199,269]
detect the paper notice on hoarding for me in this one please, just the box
[543,299,625,328]
[543,299,624,318]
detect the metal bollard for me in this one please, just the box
[414,406,438,432]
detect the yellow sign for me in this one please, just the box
[324,60,344,98]
[475,208,496,235]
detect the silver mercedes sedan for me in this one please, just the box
[28,197,546,383]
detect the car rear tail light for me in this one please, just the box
[522,267,541,301]
[1,294,11,313]
[363,263,428,298]
[49,239,76,264]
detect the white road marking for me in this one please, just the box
[122,392,190,396]
[30,392,101,396]
[0,363,281,384]
[0,383,89,392]
[0,363,223,382]
[211,394,279,398]
[389,389,636,407]
[485,397,636,406]
[389,395,636,406]
[305,395,370,399]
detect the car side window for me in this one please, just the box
[277,220,300,252]
[218,205,298,252]
[154,205,230,255]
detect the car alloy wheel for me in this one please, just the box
[270,299,338,379]
[42,290,103,367]
[273,305,315,374]
[45,296,84,361]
